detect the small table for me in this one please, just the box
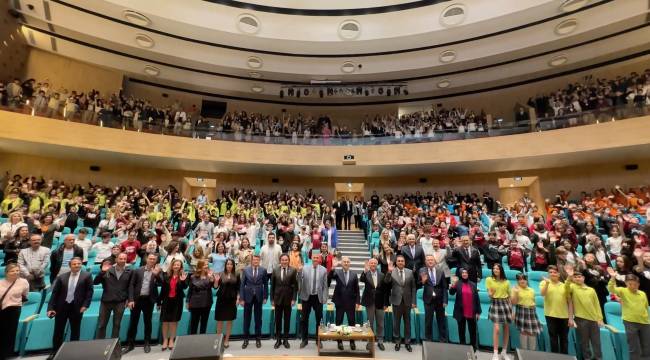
[317,327,375,358]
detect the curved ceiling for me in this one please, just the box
[11,0,650,104]
[201,0,448,15]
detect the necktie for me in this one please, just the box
[253,267,257,279]
[344,271,349,285]
[66,273,77,303]
[372,272,377,288]
[411,247,415,258]
[430,268,436,286]
[282,267,285,281]
[311,268,317,294]
[400,270,404,284]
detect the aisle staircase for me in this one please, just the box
[329,229,368,296]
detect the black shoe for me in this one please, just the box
[283,339,290,349]
[242,340,249,349]
[122,343,135,354]
[256,339,261,348]
[300,340,308,349]
[274,340,281,349]
[337,340,344,350]
[405,344,412,352]
[378,343,385,351]
[395,343,401,351]
[350,341,356,351]
[143,343,151,353]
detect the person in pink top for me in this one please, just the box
[0,263,30,360]
[449,268,481,351]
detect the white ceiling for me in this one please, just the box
[12,0,650,104]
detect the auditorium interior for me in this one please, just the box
[0,0,649,360]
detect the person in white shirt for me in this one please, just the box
[420,233,434,256]
[608,226,624,257]
[513,228,532,253]
[260,233,282,274]
[18,234,51,291]
[74,228,93,264]
[91,232,115,264]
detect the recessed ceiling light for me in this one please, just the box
[560,0,589,12]
[555,19,578,35]
[251,85,264,93]
[439,50,457,63]
[134,34,154,48]
[437,80,451,88]
[143,65,160,76]
[246,56,263,69]
[123,10,151,27]
[237,14,260,34]
[338,20,361,40]
[548,55,568,67]
[440,4,467,27]
[341,62,356,73]
[249,72,262,79]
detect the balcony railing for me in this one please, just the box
[1,101,647,146]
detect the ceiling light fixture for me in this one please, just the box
[338,20,361,40]
[341,62,356,73]
[440,3,467,27]
[560,0,589,12]
[237,14,260,34]
[439,50,457,63]
[554,19,578,35]
[123,10,151,27]
[548,55,568,67]
[251,85,264,93]
[246,56,263,69]
[143,65,160,76]
[134,33,155,48]
[437,80,451,88]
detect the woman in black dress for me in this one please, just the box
[187,259,215,335]
[214,258,239,348]
[158,259,188,350]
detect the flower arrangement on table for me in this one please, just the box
[336,325,352,336]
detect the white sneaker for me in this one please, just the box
[500,350,510,360]
[491,354,500,360]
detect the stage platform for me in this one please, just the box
[19,339,502,359]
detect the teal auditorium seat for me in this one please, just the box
[79,288,103,340]
[14,292,43,353]
[604,301,629,360]
[22,292,57,353]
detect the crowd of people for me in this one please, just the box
[0,77,489,142]
[527,69,650,120]
[0,172,649,360]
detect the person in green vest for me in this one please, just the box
[565,265,603,360]
[606,268,650,360]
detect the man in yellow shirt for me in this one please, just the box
[565,266,603,360]
[606,269,650,360]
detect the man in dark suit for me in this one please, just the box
[124,253,161,354]
[343,197,353,230]
[332,197,345,230]
[360,258,388,351]
[401,234,425,277]
[384,255,416,352]
[419,255,449,343]
[46,257,93,360]
[239,254,268,349]
[270,254,297,349]
[94,252,134,340]
[328,256,360,350]
[452,235,482,283]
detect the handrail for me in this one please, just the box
[2,102,648,146]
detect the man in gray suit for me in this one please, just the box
[384,254,417,352]
[298,252,329,349]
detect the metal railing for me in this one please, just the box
[1,101,647,146]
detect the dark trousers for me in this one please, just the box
[96,301,126,339]
[624,320,650,360]
[127,296,154,343]
[52,303,83,353]
[0,306,21,360]
[243,298,263,339]
[457,317,478,350]
[424,302,448,342]
[344,215,351,230]
[336,305,356,343]
[189,307,211,335]
[392,301,412,344]
[335,216,343,231]
[301,295,323,341]
[546,316,569,354]
[575,317,602,360]
[274,303,292,339]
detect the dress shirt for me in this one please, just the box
[140,268,152,296]
[66,271,80,303]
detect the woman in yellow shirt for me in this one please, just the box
[511,273,542,351]
[486,263,512,360]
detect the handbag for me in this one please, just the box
[0,279,18,307]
